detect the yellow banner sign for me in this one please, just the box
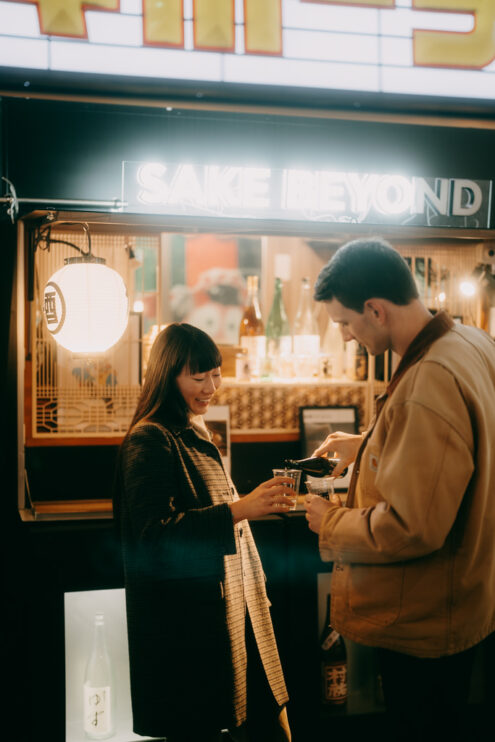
[15,0,495,68]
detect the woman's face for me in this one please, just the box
[176,366,222,416]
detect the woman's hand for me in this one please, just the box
[312,430,364,476]
[230,476,297,523]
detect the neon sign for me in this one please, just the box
[122,161,492,228]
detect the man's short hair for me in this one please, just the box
[314,237,419,312]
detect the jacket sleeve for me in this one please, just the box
[120,425,236,577]
[319,363,475,564]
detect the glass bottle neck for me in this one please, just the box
[268,280,287,318]
[92,618,108,654]
[246,277,261,313]
[294,280,318,343]
[296,286,312,315]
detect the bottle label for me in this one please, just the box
[84,683,112,735]
[240,335,266,358]
[267,335,292,357]
[323,661,347,704]
[321,629,339,651]
[235,354,252,381]
[293,334,320,355]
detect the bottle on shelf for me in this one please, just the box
[284,456,348,479]
[355,342,368,381]
[239,274,265,377]
[293,276,320,377]
[320,593,347,710]
[293,277,320,356]
[320,318,345,379]
[345,340,368,381]
[265,277,291,377]
[266,277,292,356]
[83,613,115,740]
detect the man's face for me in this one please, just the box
[326,297,390,356]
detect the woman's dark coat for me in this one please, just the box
[114,418,288,737]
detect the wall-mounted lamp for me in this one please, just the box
[41,221,129,353]
[459,280,476,298]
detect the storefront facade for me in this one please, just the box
[2,2,495,741]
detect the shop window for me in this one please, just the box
[25,219,491,450]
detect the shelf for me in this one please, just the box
[231,431,299,443]
[23,499,113,521]
[220,377,370,386]
[26,432,300,447]
[26,437,123,447]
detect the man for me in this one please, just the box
[305,237,495,741]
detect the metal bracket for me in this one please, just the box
[1,177,19,223]
[0,178,126,222]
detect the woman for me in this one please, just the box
[114,323,294,742]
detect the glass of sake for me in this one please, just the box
[305,475,335,500]
[272,468,301,510]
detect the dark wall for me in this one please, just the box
[2,98,495,212]
[0,219,33,742]
[17,513,324,742]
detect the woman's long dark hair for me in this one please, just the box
[129,322,222,431]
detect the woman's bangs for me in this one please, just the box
[186,336,222,375]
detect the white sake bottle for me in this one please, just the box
[83,613,115,739]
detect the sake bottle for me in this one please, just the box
[320,594,347,709]
[284,457,348,479]
[320,318,345,379]
[83,613,115,739]
[293,277,319,356]
[345,340,368,381]
[239,275,265,376]
[266,277,292,359]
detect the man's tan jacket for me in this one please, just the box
[320,315,495,657]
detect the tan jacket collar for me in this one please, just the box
[386,311,454,398]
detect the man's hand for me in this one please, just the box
[312,431,363,477]
[305,493,342,534]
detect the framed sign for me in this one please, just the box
[299,405,359,491]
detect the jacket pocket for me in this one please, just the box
[359,441,381,502]
[346,563,404,626]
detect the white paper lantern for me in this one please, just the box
[43,259,129,353]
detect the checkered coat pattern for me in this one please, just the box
[114,417,288,737]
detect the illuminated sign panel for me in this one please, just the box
[1,1,495,102]
[122,162,493,228]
